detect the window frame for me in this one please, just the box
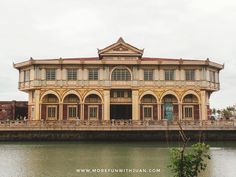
[46,68,56,81]
[24,70,30,82]
[88,105,98,120]
[183,106,194,119]
[143,105,153,120]
[164,69,175,81]
[67,68,77,81]
[46,105,57,120]
[185,69,195,81]
[144,69,154,81]
[88,69,99,80]
[67,105,78,119]
[209,70,216,83]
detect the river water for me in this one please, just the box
[0,141,235,177]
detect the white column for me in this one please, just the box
[132,90,139,120]
[34,90,40,120]
[104,90,110,120]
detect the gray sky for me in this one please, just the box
[0,0,235,109]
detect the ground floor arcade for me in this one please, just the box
[28,89,210,121]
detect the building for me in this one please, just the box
[14,38,223,122]
[0,101,28,120]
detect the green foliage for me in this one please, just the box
[169,143,211,177]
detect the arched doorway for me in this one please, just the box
[182,94,200,120]
[63,94,80,120]
[41,94,59,120]
[140,94,157,120]
[84,94,102,120]
[161,94,178,120]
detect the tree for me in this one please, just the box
[168,122,211,177]
[212,108,216,115]
[169,143,211,177]
[221,108,232,119]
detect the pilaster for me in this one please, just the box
[104,90,110,120]
[200,90,207,120]
[157,103,161,120]
[132,90,139,120]
[59,103,63,120]
[34,90,40,120]
[178,103,182,120]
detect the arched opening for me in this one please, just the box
[140,94,157,120]
[84,94,102,120]
[63,94,80,120]
[182,94,200,120]
[161,94,178,120]
[110,89,132,120]
[111,68,131,81]
[41,94,59,120]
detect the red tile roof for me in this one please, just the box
[62,57,201,62]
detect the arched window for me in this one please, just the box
[111,68,131,81]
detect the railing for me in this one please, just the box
[0,120,235,131]
[18,80,220,90]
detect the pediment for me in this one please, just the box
[98,37,143,59]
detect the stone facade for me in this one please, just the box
[14,38,223,121]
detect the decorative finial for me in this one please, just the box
[117,37,125,43]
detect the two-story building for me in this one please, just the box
[14,38,223,122]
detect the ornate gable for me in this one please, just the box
[98,37,144,59]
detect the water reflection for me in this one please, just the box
[0,141,236,177]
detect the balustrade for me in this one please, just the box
[0,120,235,130]
[18,80,220,90]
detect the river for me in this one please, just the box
[0,141,235,177]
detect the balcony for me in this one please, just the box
[18,80,220,91]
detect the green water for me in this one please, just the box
[0,141,235,177]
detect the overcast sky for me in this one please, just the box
[0,0,235,109]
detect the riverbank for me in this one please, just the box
[0,130,236,141]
